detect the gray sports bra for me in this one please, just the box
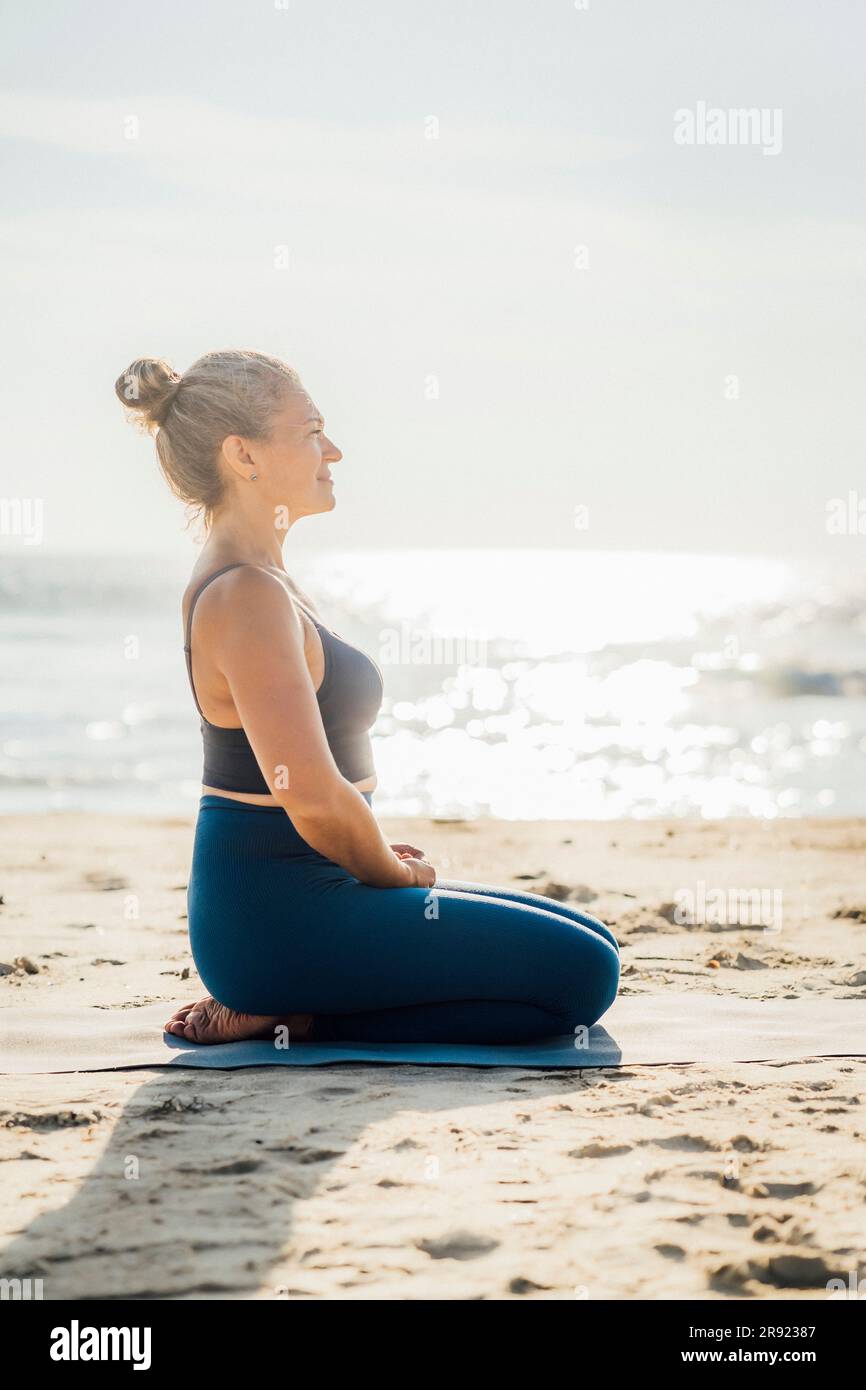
[183,563,384,793]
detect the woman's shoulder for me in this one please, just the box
[185,563,302,635]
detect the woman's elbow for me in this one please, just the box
[274,774,349,823]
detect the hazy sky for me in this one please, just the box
[0,0,864,559]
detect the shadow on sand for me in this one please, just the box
[0,1046,619,1299]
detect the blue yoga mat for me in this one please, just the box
[163,1024,622,1068]
[2,996,865,1073]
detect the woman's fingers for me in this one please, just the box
[407,857,436,888]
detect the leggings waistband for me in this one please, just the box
[196,791,374,859]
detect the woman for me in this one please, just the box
[115,349,619,1046]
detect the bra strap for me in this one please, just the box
[183,562,255,651]
[183,563,258,719]
[183,563,322,721]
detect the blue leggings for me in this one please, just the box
[188,795,619,1044]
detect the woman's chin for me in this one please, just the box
[314,479,335,506]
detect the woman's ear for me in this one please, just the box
[221,434,257,482]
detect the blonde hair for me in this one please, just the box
[114,349,302,523]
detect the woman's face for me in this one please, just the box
[252,390,342,521]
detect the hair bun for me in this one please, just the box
[114,357,181,430]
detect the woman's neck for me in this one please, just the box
[205,518,287,572]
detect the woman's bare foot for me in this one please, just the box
[164,996,314,1044]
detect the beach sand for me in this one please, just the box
[1,813,865,1301]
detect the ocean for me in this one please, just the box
[2,548,865,820]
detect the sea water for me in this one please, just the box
[1,548,865,820]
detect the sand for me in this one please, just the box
[1,813,865,1300]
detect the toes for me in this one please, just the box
[165,1002,208,1038]
[164,1000,262,1045]
[164,1001,197,1027]
[183,1010,206,1040]
[164,1000,209,1033]
[165,1016,206,1043]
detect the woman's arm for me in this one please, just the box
[195,566,434,889]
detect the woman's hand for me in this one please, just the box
[396,853,437,888]
[390,842,426,859]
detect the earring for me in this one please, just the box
[249,473,258,482]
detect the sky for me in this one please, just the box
[0,0,864,559]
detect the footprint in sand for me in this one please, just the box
[749,1179,818,1199]
[3,1109,102,1131]
[0,957,40,976]
[651,1134,720,1153]
[189,1158,263,1176]
[512,877,599,905]
[508,1276,551,1294]
[711,1251,841,1292]
[83,872,129,892]
[708,949,770,971]
[264,1144,344,1165]
[569,1141,633,1158]
[416,1230,499,1261]
[832,906,866,923]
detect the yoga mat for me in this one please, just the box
[1,996,864,1074]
